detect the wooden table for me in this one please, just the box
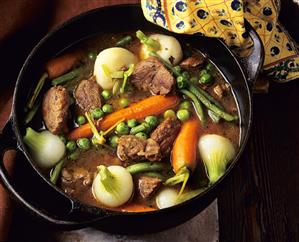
[1,1,299,241]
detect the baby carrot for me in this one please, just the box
[165,118,200,196]
[45,50,83,79]
[68,95,180,140]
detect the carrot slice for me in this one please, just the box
[172,118,200,173]
[119,203,156,212]
[45,50,83,79]
[68,95,180,140]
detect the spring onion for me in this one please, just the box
[198,134,236,183]
[136,30,161,50]
[120,64,135,94]
[23,128,65,168]
[50,159,66,184]
[92,165,133,207]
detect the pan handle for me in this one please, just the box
[0,120,109,229]
[238,20,265,88]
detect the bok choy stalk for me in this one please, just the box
[198,134,236,184]
[92,165,133,207]
[23,128,66,168]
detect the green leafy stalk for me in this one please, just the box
[27,72,48,109]
[164,166,190,197]
[98,165,119,197]
[51,67,83,86]
[120,64,135,94]
[85,112,106,145]
[176,189,204,204]
[136,30,161,50]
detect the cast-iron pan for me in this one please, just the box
[0,4,264,234]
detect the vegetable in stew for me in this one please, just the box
[23,31,240,212]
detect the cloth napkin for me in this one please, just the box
[141,0,299,91]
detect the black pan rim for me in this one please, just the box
[10,3,253,218]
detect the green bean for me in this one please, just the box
[149,51,181,77]
[51,67,83,86]
[130,123,149,135]
[27,72,48,109]
[126,162,167,175]
[24,101,40,124]
[190,84,223,109]
[115,35,133,47]
[50,159,66,184]
[188,84,238,121]
[180,89,205,124]
[142,172,166,181]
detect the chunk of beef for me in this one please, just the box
[61,166,92,196]
[117,135,147,161]
[180,55,205,69]
[74,78,101,112]
[117,135,161,162]
[151,117,181,155]
[143,138,161,161]
[42,86,69,134]
[138,176,162,199]
[130,57,175,95]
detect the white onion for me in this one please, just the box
[92,165,133,208]
[94,47,138,89]
[198,134,236,183]
[140,34,183,65]
[156,188,178,209]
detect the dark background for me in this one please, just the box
[0,0,298,241]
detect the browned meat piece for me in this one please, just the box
[151,117,181,155]
[130,57,175,95]
[42,86,69,134]
[74,78,101,112]
[117,135,161,162]
[180,55,205,69]
[61,166,92,196]
[143,139,161,162]
[138,176,162,199]
[213,84,224,98]
[117,135,147,161]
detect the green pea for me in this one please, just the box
[66,140,76,152]
[199,73,212,84]
[145,116,158,127]
[176,109,191,122]
[199,69,208,77]
[101,90,112,100]
[102,104,113,113]
[68,149,80,160]
[76,115,86,125]
[109,135,119,148]
[88,52,97,60]
[92,108,104,120]
[77,138,90,150]
[127,119,138,128]
[116,122,130,135]
[163,109,176,119]
[173,65,182,74]
[179,101,192,110]
[59,135,66,144]
[206,63,214,72]
[135,132,148,140]
[119,98,130,108]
